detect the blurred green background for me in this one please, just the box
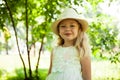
[0,0,120,80]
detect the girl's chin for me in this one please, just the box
[64,38,74,41]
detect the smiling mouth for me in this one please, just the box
[64,33,71,36]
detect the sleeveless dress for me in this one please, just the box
[46,46,83,80]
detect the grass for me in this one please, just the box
[0,53,120,80]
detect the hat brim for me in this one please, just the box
[51,18,88,35]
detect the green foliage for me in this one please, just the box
[109,51,120,63]
[88,20,119,58]
[3,27,11,41]
[87,0,104,11]
[0,3,9,29]
[0,69,6,78]
[85,0,120,60]
[88,0,104,5]
[0,68,48,80]
[0,0,24,29]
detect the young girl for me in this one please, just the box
[46,8,91,80]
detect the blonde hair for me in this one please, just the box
[57,21,91,58]
[75,31,91,58]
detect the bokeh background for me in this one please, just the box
[0,0,120,80]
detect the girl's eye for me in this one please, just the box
[70,25,75,27]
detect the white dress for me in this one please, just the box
[46,46,83,80]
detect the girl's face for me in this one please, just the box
[58,19,80,42]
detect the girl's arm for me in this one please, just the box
[80,55,91,80]
[47,51,53,75]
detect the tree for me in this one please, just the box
[1,0,73,79]
[2,0,28,79]
[87,0,120,63]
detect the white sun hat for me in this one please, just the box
[51,8,88,35]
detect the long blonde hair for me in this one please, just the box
[75,30,91,58]
[57,21,91,58]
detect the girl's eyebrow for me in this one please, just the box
[59,23,66,26]
[59,24,65,26]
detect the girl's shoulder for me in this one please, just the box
[52,45,61,53]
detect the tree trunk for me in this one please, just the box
[25,0,32,78]
[35,36,45,79]
[4,0,28,79]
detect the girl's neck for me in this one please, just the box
[62,39,76,47]
[63,41,74,47]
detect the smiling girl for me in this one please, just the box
[46,8,91,80]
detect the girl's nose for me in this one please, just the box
[65,26,71,30]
